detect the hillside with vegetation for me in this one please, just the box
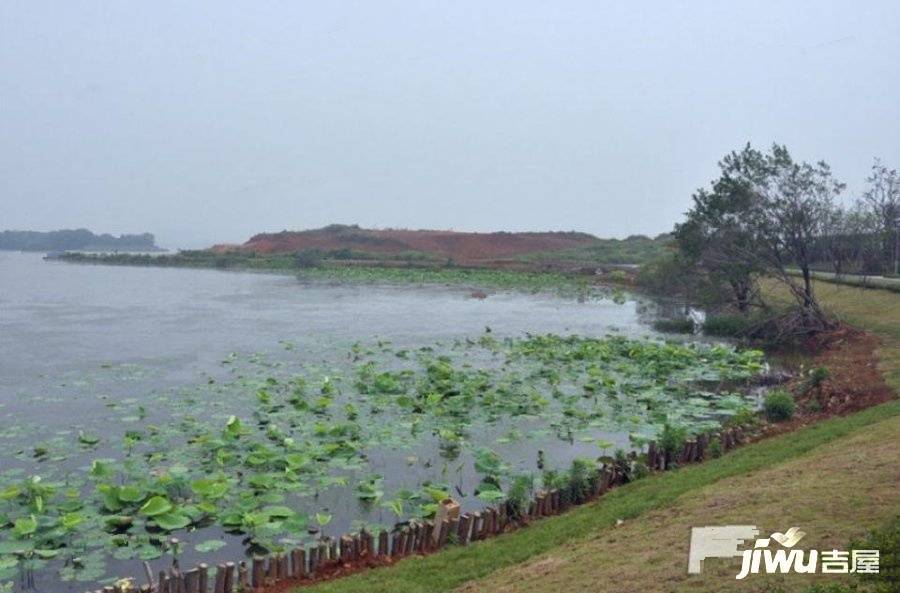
[212,224,669,267]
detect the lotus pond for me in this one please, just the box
[0,253,766,591]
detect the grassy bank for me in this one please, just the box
[462,407,900,593]
[297,280,900,593]
[300,400,900,593]
[772,278,900,392]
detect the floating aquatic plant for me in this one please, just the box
[0,333,765,587]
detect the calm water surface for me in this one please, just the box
[0,251,668,591]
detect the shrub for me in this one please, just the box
[566,458,597,504]
[726,406,760,428]
[763,390,796,422]
[659,423,688,456]
[804,366,830,394]
[505,474,534,519]
[703,313,758,337]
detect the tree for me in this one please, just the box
[859,158,900,274]
[674,184,761,311]
[675,143,846,335]
[816,203,873,276]
[723,144,845,326]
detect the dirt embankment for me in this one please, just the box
[755,324,896,439]
[211,225,599,264]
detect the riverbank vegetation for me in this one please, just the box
[56,251,614,298]
[298,276,900,593]
[18,147,899,593]
[639,146,899,344]
[0,333,765,588]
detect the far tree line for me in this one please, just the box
[641,144,899,340]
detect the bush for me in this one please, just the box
[659,423,688,455]
[703,313,758,337]
[805,366,830,392]
[566,458,597,504]
[505,474,534,519]
[726,406,760,428]
[763,390,796,422]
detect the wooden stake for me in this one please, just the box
[413,523,423,553]
[291,548,306,578]
[213,565,225,593]
[403,526,415,555]
[422,521,434,552]
[307,546,318,575]
[222,562,234,593]
[354,533,364,559]
[458,513,471,545]
[265,555,276,585]
[251,558,264,590]
[171,559,184,593]
[183,568,199,593]
[197,563,208,593]
[472,512,483,541]
[391,530,401,557]
[238,562,249,592]
[340,535,354,563]
[363,529,375,558]
[378,529,389,557]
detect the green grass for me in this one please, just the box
[301,399,900,593]
[763,278,900,391]
[514,234,672,266]
[57,251,607,296]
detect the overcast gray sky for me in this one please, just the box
[2,1,898,248]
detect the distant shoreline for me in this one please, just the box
[0,228,163,253]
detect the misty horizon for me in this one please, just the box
[3,2,899,249]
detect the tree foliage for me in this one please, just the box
[674,143,852,334]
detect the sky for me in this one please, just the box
[2,1,899,249]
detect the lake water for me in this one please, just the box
[0,252,697,591]
[1,252,656,393]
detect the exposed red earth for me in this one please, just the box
[211,225,598,264]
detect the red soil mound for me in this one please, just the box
[217,225,598,263]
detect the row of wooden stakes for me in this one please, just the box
[646,426,745,471]
[85,425,748,593]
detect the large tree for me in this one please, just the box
[674,183,761,311]
[679,143,845,331]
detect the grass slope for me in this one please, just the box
[300,280,900,593]
[462,409,900,593]
[301,400,900,593]
[811,280,900,392]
